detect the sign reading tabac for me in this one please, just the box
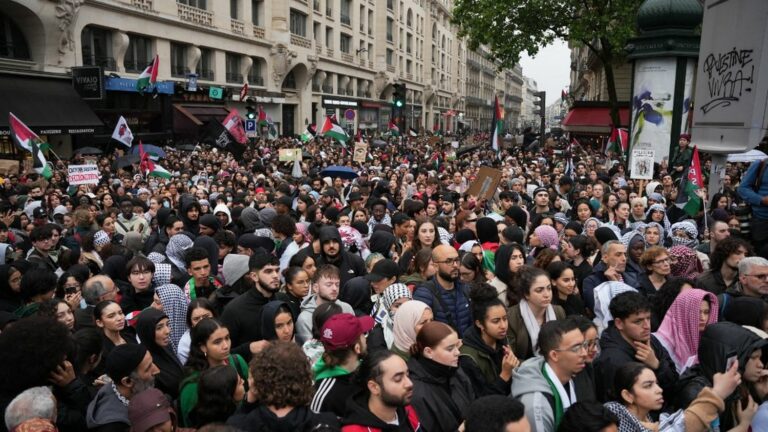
[68,165,100,185]
[279,148,302,162]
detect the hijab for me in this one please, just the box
[155,284,189,353]
[668,245,703,279]
[369,231,397,259]
[166,234,193,274]
[654,288,719,374]
[393,300,430,353]
[339,277,374,317]
[644,204,671,234]
[135,308,183,399]
[381,283,412,349]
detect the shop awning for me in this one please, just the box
[0,74,103,135]
[562,106,630,134]
[173,104,232,126]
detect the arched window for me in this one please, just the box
[406,9,412,27]
[0,12,30,60]
[283,70,297,89]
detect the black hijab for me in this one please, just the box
[0,264,21,313]
[369,231,397,259]
[136,308,183,399]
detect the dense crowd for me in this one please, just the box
[1,130,768,432]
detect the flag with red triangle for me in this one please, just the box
[8,113,52,179]
[136,55,159,93]
[675,145,704,217]
[388,120,400,136]
[605,127,629,156]
[320,115,349,144]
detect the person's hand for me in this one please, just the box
[675,166,684,172]
[712,359,741,400]
[634,340,660,370]
[1,210,14,227]
[604,265,621,282]
[93,374,111,387]
[249,340,270,354]
[49,360,76,387]
[64,291,82,310]
[500,346,520,379]
[736,395,757,429]
[754,370,768,399]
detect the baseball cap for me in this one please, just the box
[365,259,401,282]
[255,187,266,194]
[128,388,173,432]
[320,313,375,350]
[348,191,363,202]
[32,207,47,219]
[533,187,548,196]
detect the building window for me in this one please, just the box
[81,26,112,69]
[313,22,321,44]
[406,9,412,27]
[0,13,30,60]
[199,48,213,80]
[225,52,241,83]
[406,59,412,73]
[386,49,393,65]
[290,9,307,37]
[406,33,412,54]
[124,34,152,72]
[170,43,188,77]
[248,58,263,86]
[177,0,206,9]
[251,0,263,25]
[325,27,333,48]
[340,0,351,25]
[386,18,393,42]
[230,0,238,19]
[340,33,351,54]
[387,0,393,10]
[283,70,296,89]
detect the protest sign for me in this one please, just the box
[68,165,100,185]
[279,148,302,162]
[353,143,368,163]
[467,167,503,201]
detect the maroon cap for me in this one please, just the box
[320,313,375,350]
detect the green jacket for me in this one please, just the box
[179,354,248,427]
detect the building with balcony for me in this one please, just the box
[520,77,539,129]
[0,0,523,151]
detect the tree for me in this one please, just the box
[452,0,644,128]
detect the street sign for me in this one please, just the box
[209,87,223,100]
[245,119,257,138]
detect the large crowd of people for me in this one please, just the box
[1,129,768,432]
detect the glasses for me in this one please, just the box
[746,274,768,281]
[435,257,461,266]
[130,270,153,276]
[653,257,671,265]
[554,341,590,353]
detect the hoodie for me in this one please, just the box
[316,225,367,288]
[510,356,556,432]
[213,203,232,226]
[260,300,291,341]
[85,383,130,431]
[227,404,338,432]
[341,391,421,431]
[458,326,509,396]
[240,207,261,232]
[295,294,355,345]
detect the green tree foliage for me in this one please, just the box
[452,0,644,126]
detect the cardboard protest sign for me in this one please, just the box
[353,143,368,163]
[68,165,100,185]
[467,167,503,201]
[279,148,302,162]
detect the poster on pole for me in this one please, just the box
[630,147,655,180]
[68,165,100,185]
[353,143,368,163]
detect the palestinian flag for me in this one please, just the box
[605,127,628,157]
[491,95,503,153]
[388,120,400,136]
[138,141,155,176]
[8,113,52,179]
[136,55,159,93]
[148,164,172,179]
[257,105,268,128]
[300,124,316,143]
[320,115,349,143]
[675,145,704,217]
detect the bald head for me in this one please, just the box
[432,244,460,284]
[432,244,457,262]
[83,275,117,305]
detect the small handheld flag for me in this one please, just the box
[111,116,134,148]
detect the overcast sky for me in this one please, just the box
[519,39,571,102]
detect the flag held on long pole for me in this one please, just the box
[675,145,704,217]
[320,115,349,144]
[111,116,134,148]
[8,113,52,179]
[491,95,503,153]
[136,55,159,93]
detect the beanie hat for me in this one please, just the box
[199,214,220,231]
[595,226,619,245]
[505,206,528,229]
[128,388,173,432]
[564,221,582,233]
[534,225,559,250]
[106,344,147,383]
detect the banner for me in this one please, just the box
[279,148,302,162]
[68,164,100,185]
[222,109,248,144]
[353,143,368,163]
[629,58,678,162]
[201,121,245,159]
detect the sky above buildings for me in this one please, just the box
[520,39,571,102]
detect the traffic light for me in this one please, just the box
[246,105,256,120]
[533,91,546,139]
[393,83,406,108]
[392,83,407,133]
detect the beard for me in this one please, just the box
[129,375,155,396]
[381,388,411,408]
[258,278,280,294]
[438,269,457,283]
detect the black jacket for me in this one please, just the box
[458,326,510,396]
[341,391,420,431]
[593,324,677,403]
[220,287,276,351]
[118,286,154,314]
[227,403,339,432]
[311,371,359,418]
[672,322,768,430]
[407,356,475,432]
[135,309,183,400]
[315,226,367,288]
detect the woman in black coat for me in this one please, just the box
[407,321,475,432]
[136,308,184,400]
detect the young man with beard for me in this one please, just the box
[413,244,472,337]
[86,344,160,432]
[220,252,281,354]
[311,313,374,418]
[342,350,421,431]
[296,265,355,344]
[696,237,750,295]
[316,225,367,288]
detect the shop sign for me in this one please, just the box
[104,77,174,94]
[72,66,104,100]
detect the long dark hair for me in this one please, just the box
[612,362,650,404]
[190,365,239,427]
[185,318,226,373]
